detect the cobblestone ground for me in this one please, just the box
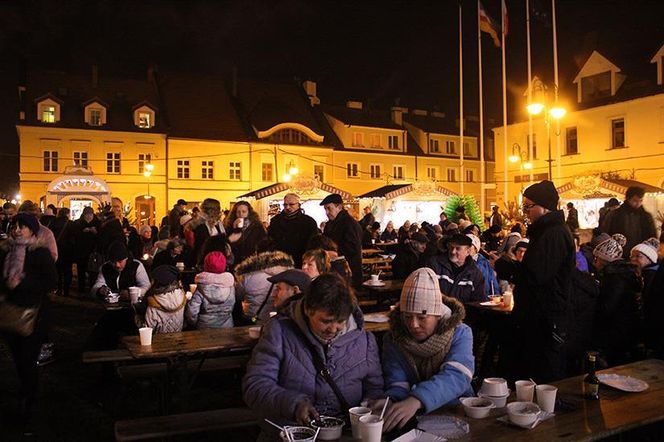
[0,291,258,441]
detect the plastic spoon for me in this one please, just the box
[379,397,390,421]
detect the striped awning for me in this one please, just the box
[358,183,457,199]
[237,182,352,200]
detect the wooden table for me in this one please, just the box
[361,279,404,309]
[337,359,664,441]
[362,248,383,256]
[363,311,391,334]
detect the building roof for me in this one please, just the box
[22,69,167,133]
[603,178,664,194]
[323,105,402,130]
[404,113,478,137]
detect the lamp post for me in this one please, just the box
[509,143,533,195]
[143,163,154,199]
[526,81,566,181]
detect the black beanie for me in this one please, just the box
[523,180,559,211]
[107,240,129,262]
[15,213,40,235]
[152,265,179,286]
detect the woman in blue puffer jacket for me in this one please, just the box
[243,273,384,439]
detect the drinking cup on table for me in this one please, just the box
[371,274,379,284]
[139,327,153,346]
[503,292,513,307]
[176,262,185,271]
[348,407,372,439]
[515,380,536,402]
[359,414,383,442]
[189,284,197,294]
[536,384,558,413]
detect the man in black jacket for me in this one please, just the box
[514,180,575,382]
[392,232,429,280]
[321,194,363,288]
[268,193,318,267]
[425,233,486,302]
[601,186,656,258]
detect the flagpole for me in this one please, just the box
[526,0,534,183]
[552,0,561,185]
[477,0,486,215]
[501,0,508,209]
[459,1,465,196]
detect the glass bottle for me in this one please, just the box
[583,352,600,400]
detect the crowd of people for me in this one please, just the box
[1,181,662,438]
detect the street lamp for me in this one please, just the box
[509,143,533,170]
[526,81,566,180]
[143,163,154,199]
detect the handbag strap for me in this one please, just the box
[292,320,351,415]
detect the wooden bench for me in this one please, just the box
[114,407,258,441]
[82,349,134,364]
[116,354,251,382]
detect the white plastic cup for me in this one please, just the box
[359,414,383,442]
[503,292,513,307]
[176,262,185,270]
[515,380,536,402]
[189,284,197,293]
[237,218,244,229]
[371,274,379,284]
[536,384,558,413]
[349,407,372,439]
[138,327,153,346]
[129,287,141,304]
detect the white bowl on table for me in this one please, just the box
[477,391,510,408]
[480,377,509,396]
[310,416,345,440]
[460,397,495,418]
[506,401,541,427]
[279,426,317,441]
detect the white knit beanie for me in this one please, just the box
[631,237,660,264]
[593,234,627,262]
[467,234,481,253]
[400,268,451,318]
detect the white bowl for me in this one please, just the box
[280,426,317,441]
[248,326,262,339]
[460,397,495,419]
[481,377,509,396]
[310,416,345,440]
[506,401,541,427]
[478,390,510,408]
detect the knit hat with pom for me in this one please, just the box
[631,237,660,264]
[593,234,627,262]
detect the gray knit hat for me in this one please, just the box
[400,268,451,318]
[593,234,627,262]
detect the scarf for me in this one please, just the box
[283,209,303,220]
[3,236,36,289]
[390,297,465,382]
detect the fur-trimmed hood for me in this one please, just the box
[234,250,294,276]
[389,295,466,339]
[0,236,49,253]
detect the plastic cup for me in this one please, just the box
[176,262,185,270]
[349,407,372,438]
[139,327,153,346]
[129,287,141,304]
[359,414,383,442]
[536,384,558,413]
[371,274,379,284]
[503,292,513,307]
[515,380,536,402]
[237,218,244,228]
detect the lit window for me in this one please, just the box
[447,168,457,182]
[388,135,399,150]
[177,160,190,179]
[138,154,152,174]
[352,133,364,147]
[268,129,317,145]
[346,163,359,178]
[445,141,456,155]
[138,112,152,128]
[89,108,103,126]
[41,106,56,123]
[202,161,214,179]
[611,118,625,148]
[429,139,439,153]
[393,165,404,180]
[262,163,273,181]
[314,165,324,182]
[73,151,88,168]
[106,152,121,174]
[229,162,241,180]
[43,151,58,172]
[370,164,382,179]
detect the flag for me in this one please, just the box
[479,1,501,47]
[502,0,509,36]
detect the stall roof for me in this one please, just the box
[358,183,456,199]
[557,177,664,197]
[237,182,352,200]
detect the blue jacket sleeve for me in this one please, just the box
[383,325,475,414]
[242,319,310,421]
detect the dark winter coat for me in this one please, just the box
[0,239,58,308]
[242,298,384,429]
[323,210,364,287]
[380,229,398,242]
[566,269,600,373]
[602,203,656,258]
[50,216,75,261]
[594,260,641,363]
[425,254,486,303]
[391,243,424,280]
[643,262,664,355]
[230,221,267,268]
[74,216,100,262]
[268,210,318,267]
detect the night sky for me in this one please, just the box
[1,0,662,194]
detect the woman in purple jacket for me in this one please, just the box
[243,273,384,438]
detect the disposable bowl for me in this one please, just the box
[506,401,541,427]
[460,397,495,419]
[310,416,344,440]
[280,426,317,441]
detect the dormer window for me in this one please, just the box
[84,101,108,127]
[133,105,156,129]
[37,98,61,123]
[581,71,611,101]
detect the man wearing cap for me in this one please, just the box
[321,194,364,288]
[515,180,575,382]
[268,193,318,268]
[91,240,151,299]
[168,199,188,239]
[359,206,375,230]
[425,234,486,303]
[392,232,430,280]
[267,269,312,311]
[601,186,656,259]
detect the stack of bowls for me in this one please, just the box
[477,377,510,408]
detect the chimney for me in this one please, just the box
[390,106,407,126]
[303,80,319,106]
[91,65,98,88]
[346,100,363,110]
